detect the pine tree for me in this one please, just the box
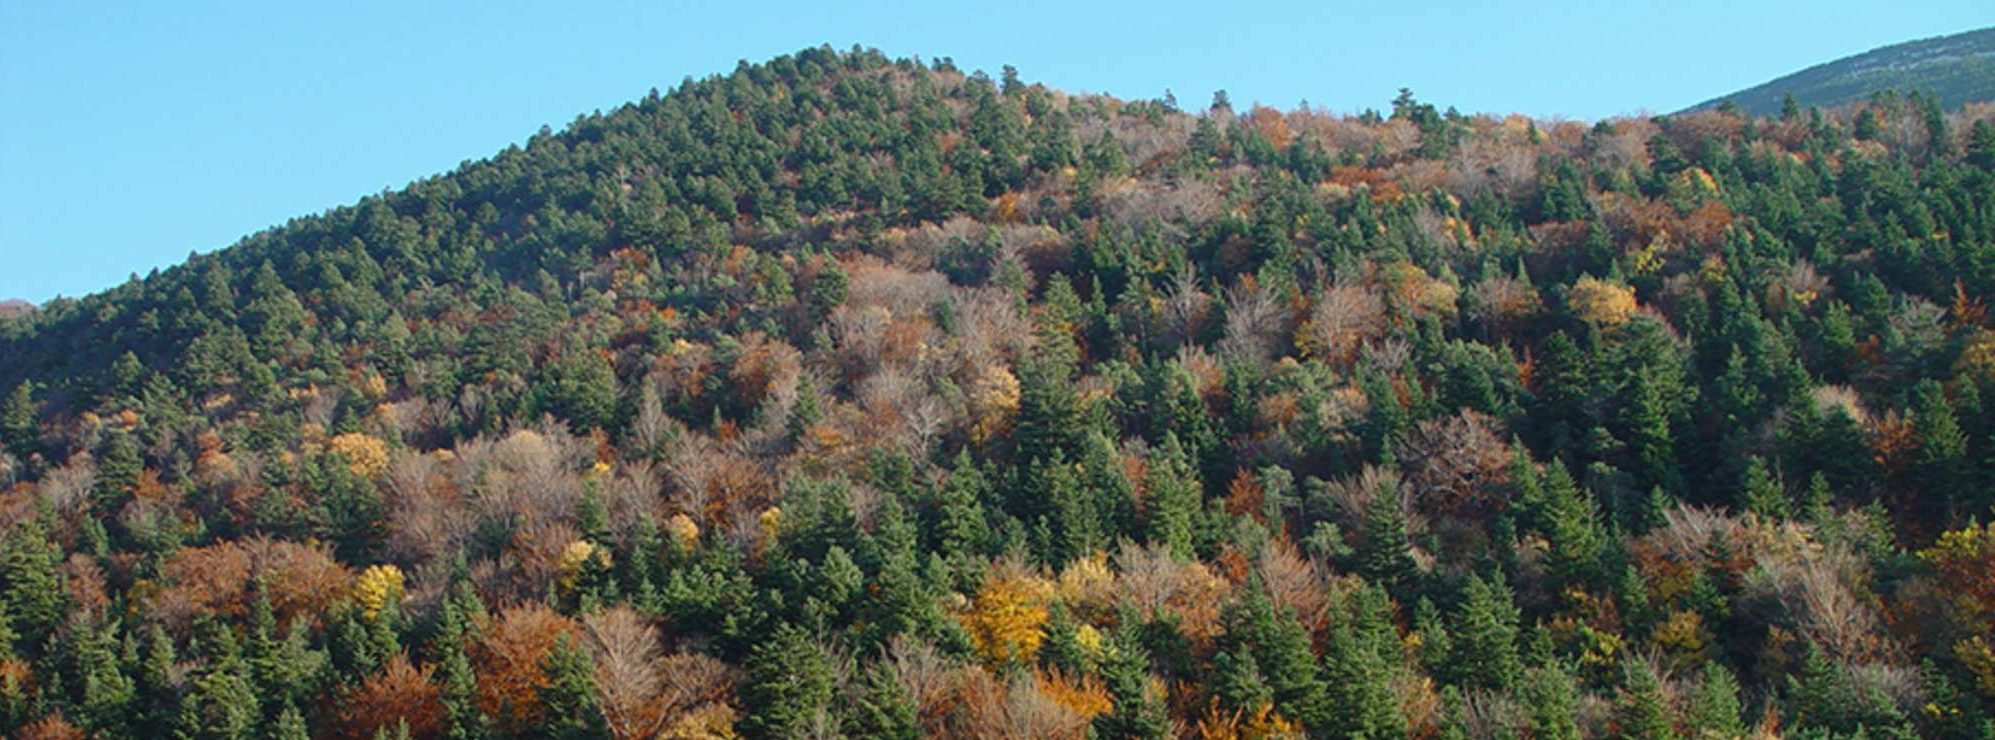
[134,624,180,737]
[179,624,258,740]
[272,704,310,740]
[0,518,64,653]
[1078,430,1136,542]
[94,428,144,518]
[933,451,994,560]
[435,578,488,740]
[1093,635,1170,740]
[76,619,134,734]
[842,663,919,740]
[1738,455,1789,520]
[1356,485,1416,597]
[1451,572,1523,691]
[1533,330,1590,455]
[1627,370,1684,496]
[0,382,36,460]
[1912,379,1969,525]
[1143,433,1201,560]
[739,624,834,739]
[1015,307,1084,467]
[1323,585,1403,738]
[1521,659,1583,740]
[538,635,608,740]
[1616,659,1679,740]
[1540,459,1605,586]
[1685,662,1744,739]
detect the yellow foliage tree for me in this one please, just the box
[966,364,1021,444]
[665,513,701,551]
[963,571,1052,667]
[1569,276,1638,326]
[329,432,390,477]
[353,564,405,622]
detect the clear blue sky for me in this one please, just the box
[3,1,1990,303]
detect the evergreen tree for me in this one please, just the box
[0,519,64,653]
[1521,659,1583,740]
[1685,662,1744,739]
[739,624,834,739]
[1142,433,1201,560]
[1912,379,1969,525]
[1451,572,1523,691]
[539,635,608,740]
[135,624,181,738]
[0,382,36,460]
[842,663,919,740]
[1323,585,1403,738]
[179,625,259,740]
[1616,659,1679,740]
[1540,459,1606,585]
[1093,635,1170,740]
[1738,455,1789,520]
[1355,485,1417,597]
[75,619,134,734]
[933,451,994,560]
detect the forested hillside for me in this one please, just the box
[3,46,1995,738]
[1689,26,1995,117]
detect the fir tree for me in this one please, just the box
[1685,662,1744,739]
[1094,635,1170,740]
[1521,659,1583,740]
[539,635,609,740]
[0,518,64,653]
[0,382,37,460]
[1540,459,1605,586]
[75,619,134,734]
[1616,659,1679,740]
[1738,455,1789,520]
[842,663,919,740]
[1451,572,1523,691]
[1323,585,1403,738]
[1143,433,1201,561]
[1356,485,1417,598]
[739,624,834,739]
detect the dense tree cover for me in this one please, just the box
[2,45,1995,737]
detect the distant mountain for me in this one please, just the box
[1687,26,1995,115]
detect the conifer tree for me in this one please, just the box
[1540,459,1605,586]
[1522,659,1583,740]
[1685,661,1744,739]
[76,619,134,734]
[843,663,919,740]
[1093,635,1170,740]
[1451,572,1523,691]
[1616,659,1679,740]
[0,519,64,653]
[180,624,258,740]
[739,624,834,739]
[1323,585,1403,738]
[1738,455,1789,520]
[1143,433,1201,560]
[539,635,608,740]
[1912,379,1969,525]
[0,382,36,460]
[1356,485,1417,598]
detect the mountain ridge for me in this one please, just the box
[1686,26,1995,115]
[0,45,1993,738]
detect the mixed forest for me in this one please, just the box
[4,46,1995,738]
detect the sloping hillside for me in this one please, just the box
[3,46,1995,738]
[1688,26,1995,115]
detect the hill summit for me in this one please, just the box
[2,45,1995,738]
[1688,26,1995,115]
